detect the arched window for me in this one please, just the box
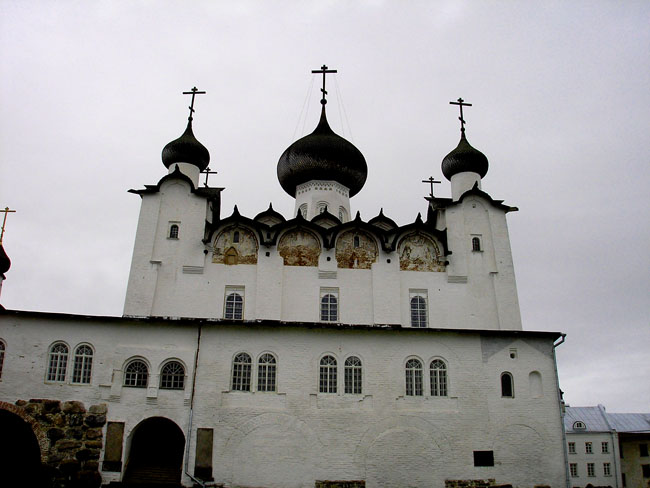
[320,293,338,322]
[405,358,423,396]
[472,236,481,252]
[71,345,93,384]
[231,353,251,391]
[353,235,360,248]
[0,340,5,379]
[410,295,428,328]
[317,202,328,214]
[233,231,240,243]
[160,361,185,390]
[298,203,308,217]
[124,359,148,388]
[430,359,448,396]
[224,292,244,320]
[338,207,347,222]
[47,342,68,382]
[573,421,586,430]
[344,356,362,394]
[169,224,179,239]
[501,372,514,397]
[319,355,337,393]
[257,354,276,392]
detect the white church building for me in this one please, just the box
[0,70,569,488]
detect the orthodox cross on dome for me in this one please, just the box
[312,65,337,105]
[182,86,206,121]
[202,167,218,187]
[422,177,441,198]
[449,97,472,133]
[0,207,16,245]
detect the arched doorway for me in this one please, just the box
[0,409,49,486]
[124,417,185,485]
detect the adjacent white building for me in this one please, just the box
[0,72,569,488]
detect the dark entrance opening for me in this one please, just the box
[124,417,185,486]
[0,409,49,487]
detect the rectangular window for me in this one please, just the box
[473,451,494,467]
[643,464,650,478]
[224,286,244,320]
[409,290,428,328]
[320,287,339,322]
[569,463,578,477]
[603,462,611,476]
[601,441,609,453]
[585,442,593,453]
[641,443,649,457]
[568,442,576,454]
[587,463,595,477]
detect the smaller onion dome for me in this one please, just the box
[162,120,210,172]
[441,131,489,181]
[277,107,367,197]
[0,244,10,275]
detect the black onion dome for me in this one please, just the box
[441,132,489,181]
[0,244,10,274]
[277,107,367,197]
[162,120,210,171]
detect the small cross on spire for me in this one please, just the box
[202,167,218,187]
[311,65,337,105]
[449,97,472,133]
[182,86,206,121]
[0,207,16,245]
[422,177,441,198]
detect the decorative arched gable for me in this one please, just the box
[277,229,321,266]
[335,230,378,269]
[398,232,445,272]
[213,226,258,265]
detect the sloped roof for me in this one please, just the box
[564,406,650,433]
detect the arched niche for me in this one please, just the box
[335,230,378,269]
[213,226,258,265]
[277,229,321,266]
[397,232,445,272]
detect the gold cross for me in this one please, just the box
[0,207,16,245]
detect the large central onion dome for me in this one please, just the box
[441,131,489,180]
[277,107,367,197]
[162,120,210,172]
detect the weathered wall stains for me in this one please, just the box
[278,229,321,266]
[213,226,258,265]
[444,480,496,488]
[398,232,445,272]
[335,230,378,269]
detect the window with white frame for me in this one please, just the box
[320,288,338,322]
[71,344,93,384]
[123,359,148,388]
[409,290,428,328]
[224,286,244,320]
[405,358,423,396]
[231,353,252,391]
[587,462,595,477]
[585,442,593,454]
[430,359,448,396]
[47,342,69,382]
[601,441,609,453]
[501,372,514,397]
[0,340,5,380]
[569,463,578,477]
[319,355,337,393]
[344,356,362,394]
[160,361,185,390]
[603,462,611,476]
[573,421,586,430]
[257,353,276,392]
[568,442,576,454]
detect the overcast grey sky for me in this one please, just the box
[1,1,648,412]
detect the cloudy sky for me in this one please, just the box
[1,1,648,412]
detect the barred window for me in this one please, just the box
[570,463,578,477]
[501,372,514,397]
[405,358,423,396]
[587,462,595,477]
[430,359,448,396]
[47,342,68,382]
[71,345,93,384]
[320,293,338,322]
[585,442,593,453]
[169,224,179,239]
[472,236,481,251]
[568,442,576,454]
[0,340,5,380]
[224,291,244,320]
[160,361,185,390]
[257,354,276,392]
[124,359,148,388]
[410,295,427,328]
[344,356,362,394]
[232,353,251,391]
[602,441,609,453]
[319,355,337,393]
[603,462,611,476]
